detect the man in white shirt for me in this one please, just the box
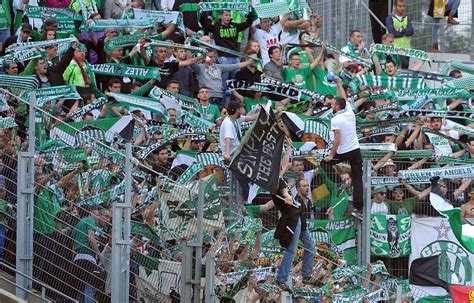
[250,18,282,66]
[220,101,259,161]
[339,30,369,68]
[324,97,364,217]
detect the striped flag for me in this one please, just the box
[50,116,134,146]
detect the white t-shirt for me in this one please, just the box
[330,105,359,154]
[339,45,369,64]
[252,23,282,66]
[371,201,389,214]
[219,116,246,154]
[426,132,453,156]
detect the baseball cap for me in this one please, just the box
[382,159,396,168]
[373,185,386,194]
[21,23,33,33]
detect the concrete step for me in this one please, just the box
[0,271,52,303]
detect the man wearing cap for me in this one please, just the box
[381,160,397,177]
[1,23,32,56]
[371,186,389,215]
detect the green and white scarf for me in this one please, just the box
[254,1,291,18]
[0,74,39,89]
[77,183,125,206]
[30,85,82,107]
[358,126,398,140]
[362,149,433,159]
[71,97,109,120]
[371,176,430,186]
[104,33,158,53]
[145,41,206,54]
[1,48,42,65]
[88,19,156,31]
[399,164,474,180]
[89,63,161,80]
[374,44,430,62]
[440,60,474,75]
[149,87,198,111]
[359,143,396,151]
[181,110,216,129]
[398,69,451,82]
[369,87,472,101]
[350,74,427,92]
[109,92,166,116]
[260,75,324,101]
[0,117,17,129]
[190,37,261,63]
[200,2,250,13]
[358,103,399,117]
[227,80,301,100]
[126,8,185,33]
[445,74,474,90]
[24,5,82,21]
[6,37,77,54]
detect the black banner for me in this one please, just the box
[229,109,284,194]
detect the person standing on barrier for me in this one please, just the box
[274,177,315,292]
[323,97,364,219]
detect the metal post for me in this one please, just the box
[361,159,372,265]
[395,284,402,303]
[204,252,216,303]
[471,0,474,59]
[15,153,34,300]
[192,180,205,303]
[340,0,347,48]
[16,92,36,299]
[180,243,193,301]
[111,143,132,303]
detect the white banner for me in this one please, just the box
[409,217,474,301]
[136,259,182,303]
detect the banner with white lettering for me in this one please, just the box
[399,164,474,180]
[310,217,356,265]
[229,108,284,194]
[370,214,411,257]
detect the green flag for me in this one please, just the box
[370,214,412,257]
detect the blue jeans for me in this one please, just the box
[218,56,240,95]
[432,0,461,43]
[276,218,315,284]
[0,225,6,260]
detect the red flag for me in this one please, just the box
[449,284,474,303]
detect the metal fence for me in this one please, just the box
[309,0,474,54]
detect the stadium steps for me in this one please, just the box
[0,271,53,303]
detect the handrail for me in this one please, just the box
[0,262,79,303]
[360,0,387,30]
[0,277,43,302]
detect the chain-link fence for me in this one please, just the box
[309,0,473,54]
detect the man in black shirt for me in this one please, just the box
[141,47,204,89]
[235,51,262,98]
[273,177,315,291]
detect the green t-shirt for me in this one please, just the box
[34,188,61,235]
[386,196,418,215]
[0,198,13,226]
[283,65,313,90]
[314,66,337,96]
[72,216,98,254]
[242,97,276,113]
[197,103,221,123]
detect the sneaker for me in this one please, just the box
[277,282,292,293]
[351,209,363,220]
[302,276,321,286]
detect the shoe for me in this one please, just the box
[351,208,363,220]
[432,43,440,53]
[302,276,321,286]
[277,282,292,293]
[447,16,459,25]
